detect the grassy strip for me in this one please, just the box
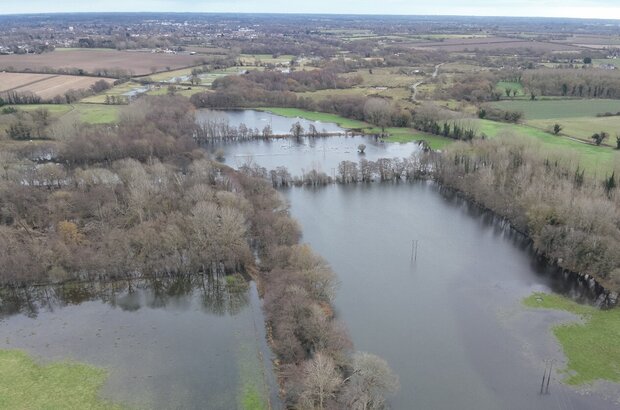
[72,104,121,124]
[260,107,454,149]
[0,349,123,409]
[259,107,370,129]
[524,293,620,385]
[383,127,453,150]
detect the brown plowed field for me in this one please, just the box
[0,49,204,76]
[0,72,114,99]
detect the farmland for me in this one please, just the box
[492,99,620,120]
[0,72,114,99]
[0,49,204,76]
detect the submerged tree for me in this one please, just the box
[342,352,400,410]
[291,122,305,139]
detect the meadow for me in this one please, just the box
[492,99,620,120]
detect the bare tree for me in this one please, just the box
[363,98,392,133]
[300,352,343,410]
[342,352,400,410]
[291,122,305,139]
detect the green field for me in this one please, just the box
[10,104,74,115]
[476,119,617,174]
[492,99,620,120]
[259,107,371,129]
[0,349,122,409]
[593,58,620,68]
[383,127,454,150]
[528,116,620,146]
[71,104,120,124]
[6,103,119,124]
[496,81,524,96]
[524,293,620,385]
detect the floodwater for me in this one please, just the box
[201,111,619,410]
[284,183,619,410]
[195,109,346,135]
[0,276,280,410]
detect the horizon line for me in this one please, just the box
[0,11,618,22]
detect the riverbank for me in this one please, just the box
[524,293,620,385]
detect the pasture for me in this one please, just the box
[475,119,618,174]
[0,49,204,76]
[528,116,620,146]
[492,99,620,120]
[0,72,114,99]
[7,103,120,124]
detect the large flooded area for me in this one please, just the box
[0,276,279,410]
[2,109,619,410]
[197,110,620,409]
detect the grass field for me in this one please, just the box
[0,349,122,409]
[528,116,620,146]
[496,81,524,96]
[524,293,620,385]
[7,103,120,124]
[259,107,371,129]
[492,99,620,120]
[476,119,618,174]
[593,58,620,68]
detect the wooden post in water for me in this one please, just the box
[411,240,419,262]
[545,362,552,394]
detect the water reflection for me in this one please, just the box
[0,274,250,320]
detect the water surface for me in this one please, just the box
[0,276,279,410]
[284,183,619,409]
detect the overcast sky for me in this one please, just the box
[1,0,620,19]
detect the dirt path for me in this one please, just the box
[411,63,443,102]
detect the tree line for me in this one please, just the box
[435,136,620,297]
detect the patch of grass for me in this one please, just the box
[523,293,620,385]
[259,107,370,129]
[0,349,122,409]
[383,127,454,150]
[8,104,74,115]
[528,115,620,146]
[491,99,620,120]
[496,81,524,96]
[593,58,620,68]
[236,342,268,410]
[241,385,266,410]
[72,104,120,124]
